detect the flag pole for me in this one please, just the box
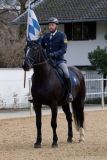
[24,0,31,88]
[27,0,31,40]
[24,71,26,88]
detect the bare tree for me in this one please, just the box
[3,0,17,5]
[0,0,42,67]
[17,0,27,38]
[0,0,20,16]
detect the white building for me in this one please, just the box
[63,21,107,66]
[12,0,107,67]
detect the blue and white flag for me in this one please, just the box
[27,4,41,41]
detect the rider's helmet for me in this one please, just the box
[48,17,59,24]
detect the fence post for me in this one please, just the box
[101,78,104,109]
[28,78,31,96]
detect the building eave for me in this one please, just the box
[11,17,107,26]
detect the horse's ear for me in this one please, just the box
[26,40,37,48]
[32,40,39,45]
[27,41,32,47]
[32,44,38,50]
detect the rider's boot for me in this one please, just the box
[65,78,73,102]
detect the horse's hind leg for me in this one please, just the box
[72,95,85,142]
[50,105,58,148]
[33,104,42,148]
[62,103,73,143]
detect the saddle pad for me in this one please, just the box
[69,69,80,87]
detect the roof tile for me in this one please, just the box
[12,0,107,25]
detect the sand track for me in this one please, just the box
[0,110,107,160]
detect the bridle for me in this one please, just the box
[25,44,51,67]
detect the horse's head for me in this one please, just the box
[22,41,46,71]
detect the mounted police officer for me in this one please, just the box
[41,17,73,102]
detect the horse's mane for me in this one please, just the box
[35,43,47,59]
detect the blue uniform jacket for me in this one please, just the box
[41,31,67,65]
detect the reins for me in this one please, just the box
[33,58,50,66]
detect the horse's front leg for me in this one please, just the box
[50,105,58,148]
[33,104,42,148]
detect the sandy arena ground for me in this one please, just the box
[0,109,107,160]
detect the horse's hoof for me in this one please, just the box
[67,137,72,143]
[51,142,58,148]
[79,138,85,143]
[34,142,41,148]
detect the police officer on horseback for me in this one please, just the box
[41,17,73,102]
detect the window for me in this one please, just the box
[64,22,96,41]
[83,22,96,40]
[64,23,72,40]
[73,23,82,40]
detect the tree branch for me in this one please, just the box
[0,9,9,15]
[31,0,40,5]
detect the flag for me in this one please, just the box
[27,4,41,41]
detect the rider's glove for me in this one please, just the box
[49,52,55,57]
[22,63,29,71]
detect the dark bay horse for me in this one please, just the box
[23,42,85,148]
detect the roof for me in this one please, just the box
[11,0,107,25]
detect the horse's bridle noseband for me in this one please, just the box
[25,44,51,67]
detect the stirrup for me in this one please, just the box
[28,99,33,103]
[28,96,33,103]
[67,93,73,102]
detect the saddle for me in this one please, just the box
[54,65,79,99]
[54,66,67,90]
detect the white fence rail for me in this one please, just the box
[0,77,107,109]
[85,78,107,109]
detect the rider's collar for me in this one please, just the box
[50,30,57,36]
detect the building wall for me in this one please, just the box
[0,69,33,108]
[59,21,107,66]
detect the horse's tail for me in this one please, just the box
[71,79,85,131]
